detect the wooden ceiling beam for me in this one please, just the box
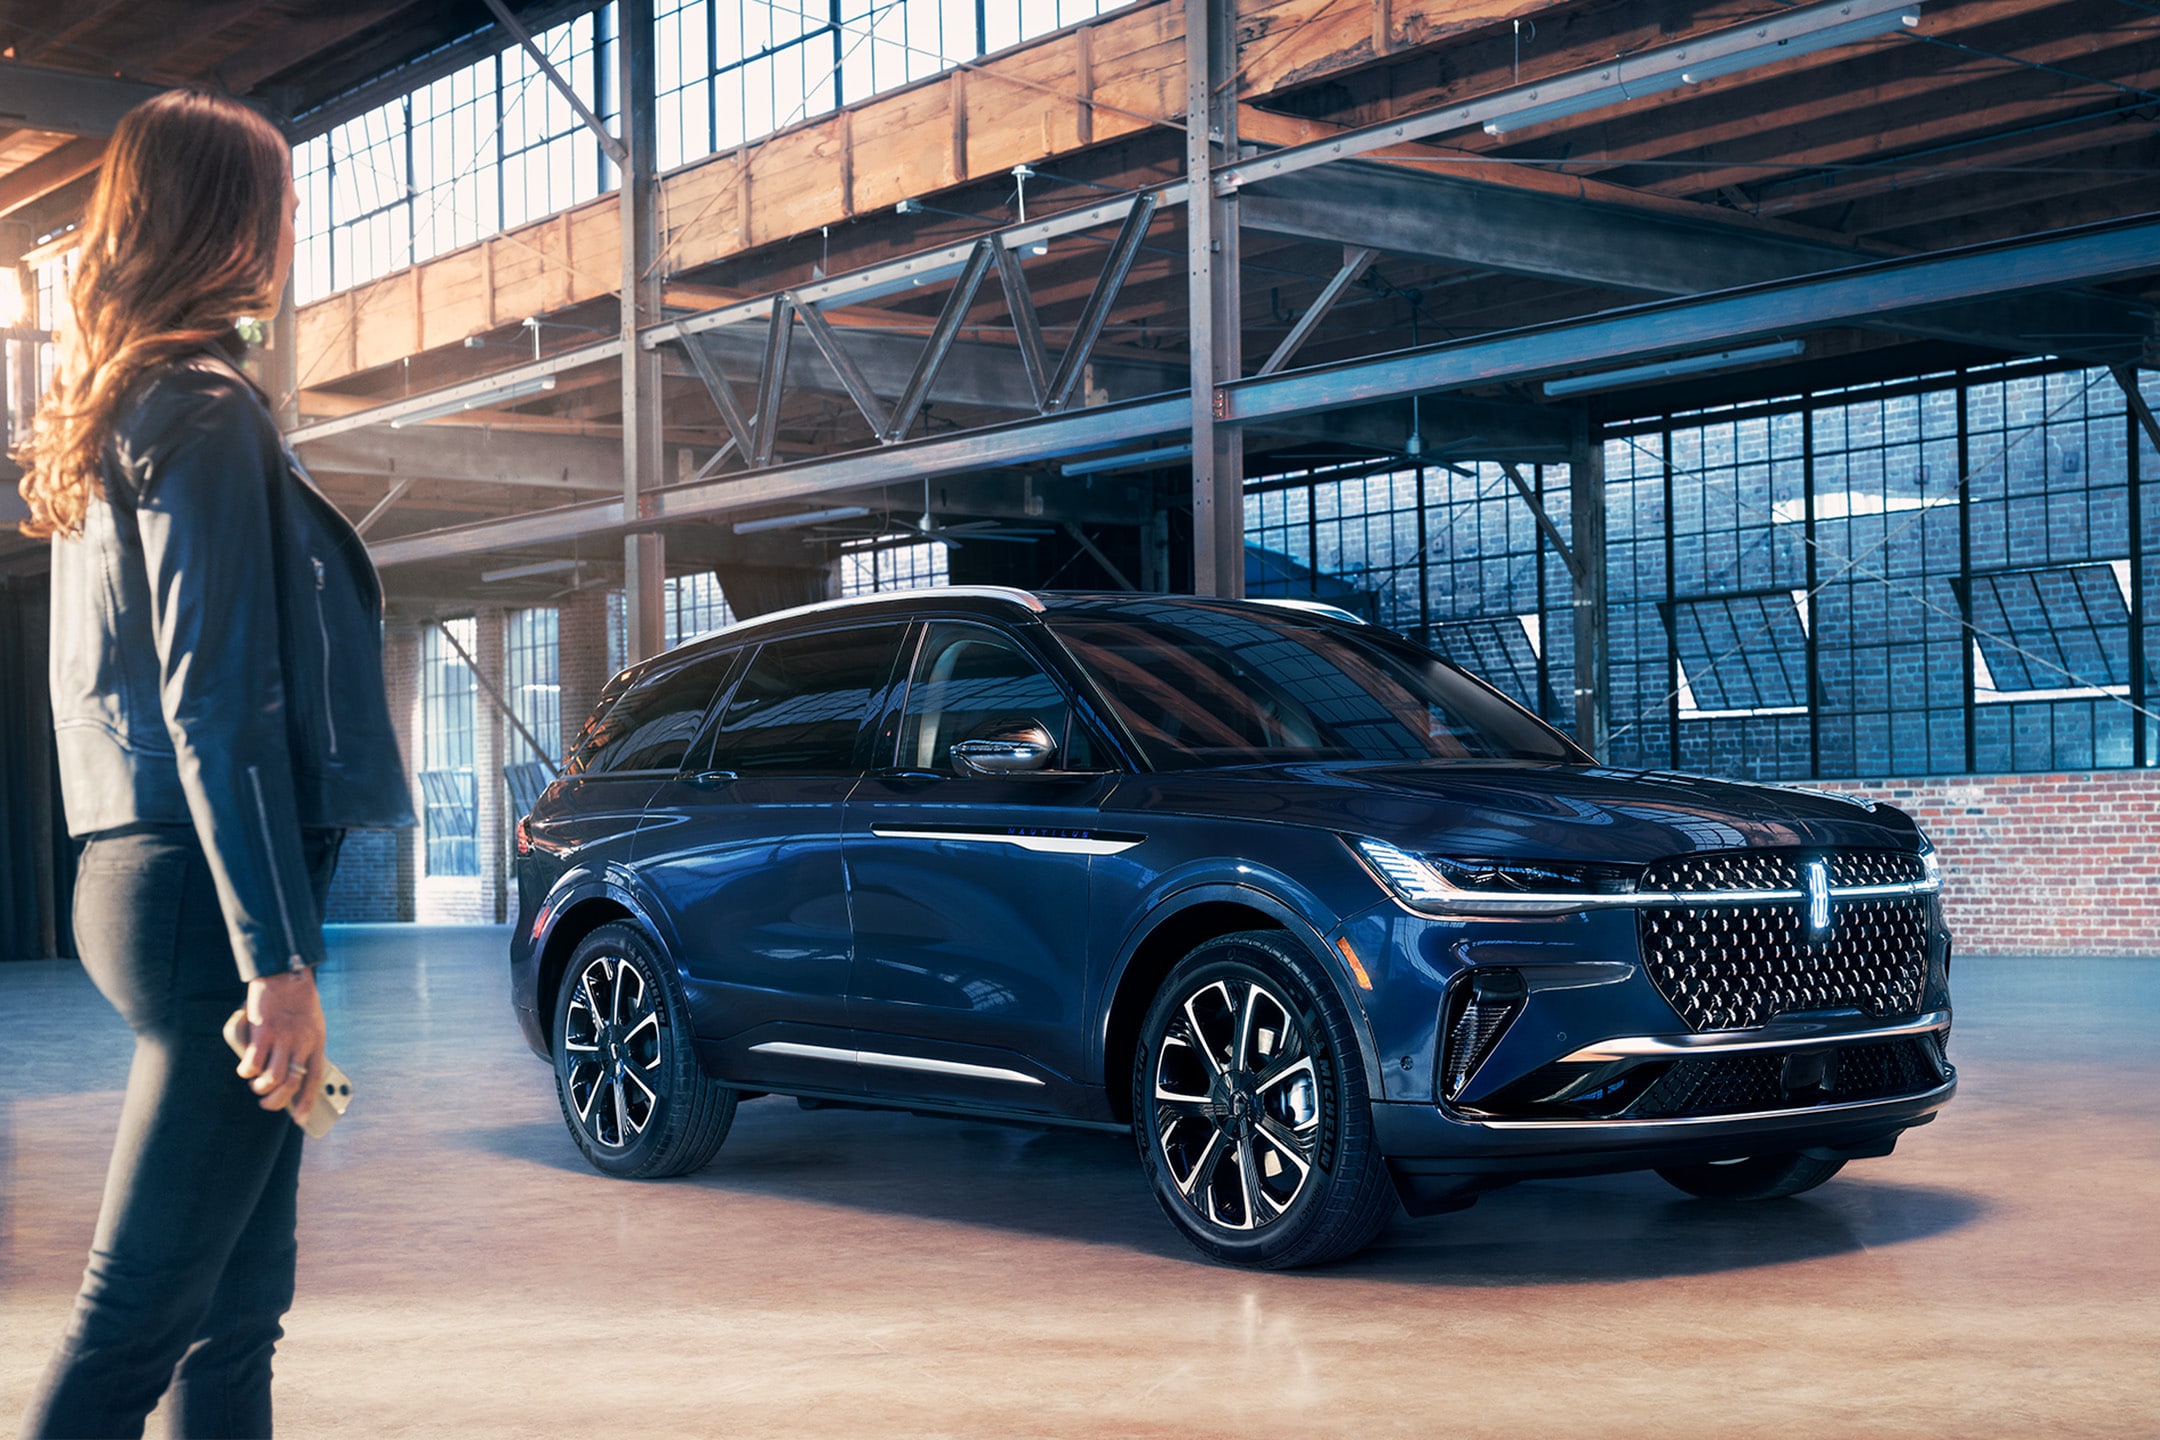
[1544,2,2149,179]
[1636,64,2160,201]
[1784,127,2160,231]
[0,134,103,218]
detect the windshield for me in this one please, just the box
[1047,604,1585,770]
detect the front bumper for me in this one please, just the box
[1373,1075,1954,1210]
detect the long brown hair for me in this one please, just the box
[13,90,290,539]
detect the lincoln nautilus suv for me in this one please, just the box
[510,587,1955,1268]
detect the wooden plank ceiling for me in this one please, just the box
[7,0,2158,588]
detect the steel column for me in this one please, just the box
[618,0,664,663]
[1186,0,1242,597]
[1568,418,1608,758]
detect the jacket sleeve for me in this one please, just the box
[123,369,325,981]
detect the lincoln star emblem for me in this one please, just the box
[1804,858,1832,942]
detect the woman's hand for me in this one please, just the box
[236,968,327,1123]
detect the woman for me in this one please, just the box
[15,90,411,1439]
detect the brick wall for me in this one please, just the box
[322,828,400,922]
[1819,771,2160,956]
[323,619,418,925]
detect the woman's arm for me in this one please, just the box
[123,365,328,1115]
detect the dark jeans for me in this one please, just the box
[21,825,342,1440]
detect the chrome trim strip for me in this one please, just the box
[870,825,1142,856]
[1471,1078,1955,1130]
[1407,879,1939,915]
[749,1041,1046,1086]
[1556,1010,1950,1064]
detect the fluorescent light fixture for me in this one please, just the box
[388,374,557,428]
[1679,11,1921,85]
[732,505,871,535]
[481,558,580,583]
[1482,2,1919,136]
[1060,443,1194,477]
[1540,340,1806,398]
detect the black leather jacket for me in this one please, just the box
[49,346,414,981]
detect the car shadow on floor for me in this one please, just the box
[461,1100,1984,1281]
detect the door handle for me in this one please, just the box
[687,769,739,789]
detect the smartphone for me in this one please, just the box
[222,1010,354,1139]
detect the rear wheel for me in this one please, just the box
[1133,931,1396,1268]
[553,923,735,1178]
[1656,1152,1845,1200]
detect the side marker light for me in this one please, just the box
[1335,936,1373,991]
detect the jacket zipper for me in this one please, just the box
[249,765,305,970]
[312,556,339,757]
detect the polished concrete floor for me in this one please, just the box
[3,930,2155,1438]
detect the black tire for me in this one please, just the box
[552,923,735,1178]
[1133,930,1397,1268]
[1657,1152,1846,1201]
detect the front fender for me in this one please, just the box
[1097,875,1384,1101]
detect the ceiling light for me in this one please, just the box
[1481,2,1919,136]
[733,505,871,534]
[481,558,581,583]
[389,374,557,428]
[1060,443,1194,476]
[1540,340,1806,398]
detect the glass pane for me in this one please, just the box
[708,625,907,774]
[899,623,1074,773]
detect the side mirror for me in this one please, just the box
[951,721,1055,777]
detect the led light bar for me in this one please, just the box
[387,374,556,428]
[732,505,871,535]
[1541,340,1806,399]
[1060,443,1194,477]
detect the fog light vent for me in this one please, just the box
[1443,969,1526,1099]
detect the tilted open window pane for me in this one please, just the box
[1664,593,1810,716]
[1963,563,2135,699]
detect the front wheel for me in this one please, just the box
[1657,1152,1845,1200]
[1133,931,1397,1268]
[552,923,736,1178]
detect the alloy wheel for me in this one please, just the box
[561,953,665,1149]
[1151,976,1324,1231]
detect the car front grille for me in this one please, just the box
[1638,849,1932,1032]
[1628,1036,1947,1119]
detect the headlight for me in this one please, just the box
[1917,835,1944,891]
[1350,838,1632,913]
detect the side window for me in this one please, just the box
[580,651,734,775]
[899,622,1086,775]
[560,674,632,776]
[706,625,905,776]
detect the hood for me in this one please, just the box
[1106,761,1919,866]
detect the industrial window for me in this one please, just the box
[1248,363,2153,784]
[606,572,743,676]
[656,0,1140,169]
[665,571,736,647]
[1428,616,1545,716]
[505,607,561,766]
[839,539,949,596]
[1665,593,1810,718]
[293,3,1139,303]
[1244,460,1574,727]
[420,620,481,878]
[293,9,616,303]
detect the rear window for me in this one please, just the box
[565,650,735,775]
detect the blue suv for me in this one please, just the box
[511,588,1954,1267]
